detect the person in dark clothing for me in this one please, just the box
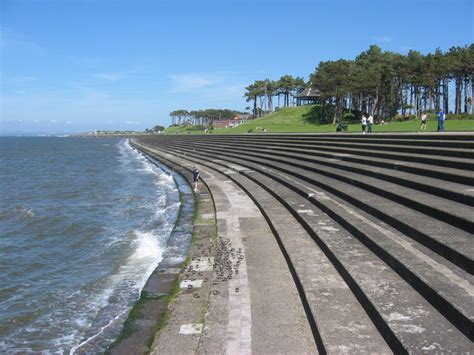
[437,110,445,132]
[192,167,200,191]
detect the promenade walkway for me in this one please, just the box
[136,144,318,354]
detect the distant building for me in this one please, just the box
[295,86,322,106]
[234,114,250,120]
[213,114,250,129]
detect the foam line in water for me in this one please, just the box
[69,230,167,353]
[69,308,129,355]
[118,140,177,190]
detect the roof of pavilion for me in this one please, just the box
[295,86,321,99]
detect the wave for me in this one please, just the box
[68,228,166,354]
[67,140,181,353]
[0,138,182,353]
[0,205,35,220]
[117,139,176,186]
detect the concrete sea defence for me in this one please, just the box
[132,133,472,354]
[103,156,195,354]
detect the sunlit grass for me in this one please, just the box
[164,106,474,134]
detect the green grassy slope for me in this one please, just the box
[164,106,474,134]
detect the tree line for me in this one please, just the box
[169,109,245,126]
[242,44,473,124]
[244,75,306,117]
[311,44,473,123]
[162,43,472,129]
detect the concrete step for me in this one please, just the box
[203,161,391,354]
[186,136,474,159]
[195,133,474,148]
[160,138,474,207]
[179,137,473,171]
[174,141,474,232]
[150,140,473,273]
[140,145,392,353]
[155,136,473,185]
[157,140,474,304]
[134,143,319,354]
[139,142,473,352]
[215,136,474,149]
[238,169,474,352]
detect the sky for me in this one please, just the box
[1,0,473,134]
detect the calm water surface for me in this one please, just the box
[0,137,181,352]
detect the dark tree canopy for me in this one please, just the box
[309,44,474,123]
[243,44,473,124]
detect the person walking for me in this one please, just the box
[361,114,367,134]
[192,167,200,191]
[367,114,374,133]
[437,110,445,132]
[420,112,427,130]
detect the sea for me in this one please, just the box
[0,137,184,353]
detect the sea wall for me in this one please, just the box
[105,142,195,354]
[130,133,473,353]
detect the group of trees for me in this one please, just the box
[165,44,473,128]
[169,109,244,126]
[244,75,306,117]
[311,44,473,123]
[144,125,165,134]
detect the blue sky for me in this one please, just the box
[1,0,473,134]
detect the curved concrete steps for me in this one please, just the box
[157,139,473,230]
[168,139,473,206]
[180,136,474,185]
[144,138,473,272]
[134,134,473,353]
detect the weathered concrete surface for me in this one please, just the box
[137,144,317,354]
[149,179,216,355]
[229,172,391,354]
[133,134,474,353]
[104,154,195,355]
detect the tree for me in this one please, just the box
[244,43,473,122]
[244,82,261,117]
[169,109,189,125]
[312,59,353,123]
[276,75,306,107]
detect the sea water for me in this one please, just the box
[0,137,181,352]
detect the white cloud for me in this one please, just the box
[169,73,221,92]
[125,120,141,125]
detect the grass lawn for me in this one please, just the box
[163,106,474,134]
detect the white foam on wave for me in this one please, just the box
[118,140,177,189]
[69,308,128,355]
[132,230,163,260]
[15,205,35,218]
[131,230,166,290]
[0,206,36,220]
[69,229,165,354]
[69,140,181,353]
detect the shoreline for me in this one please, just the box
[104,140,204,354]
[72,141,196,354]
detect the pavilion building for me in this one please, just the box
[295,86,322,106]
